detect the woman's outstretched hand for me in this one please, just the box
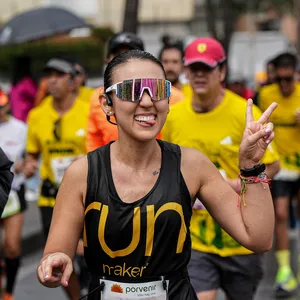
[37,252,73,288]
[239,99,277,169]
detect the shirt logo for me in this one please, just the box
[76,128,85,136]
[220,136,233,145]
[111,284,123,293]
[84,202,186,258]
[197,43,207,53]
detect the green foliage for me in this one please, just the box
[0,27,115,79]
[92,27,115,42]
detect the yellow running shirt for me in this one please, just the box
[181,84,193,100]
[162,89,279,256]
[26,96,89,207]
[259,83,300,172]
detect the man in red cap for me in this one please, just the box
[162,37,280,300]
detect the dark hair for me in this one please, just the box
[273,52,298,69]
[104,50,167,91]
[266,57,275,68]
[158,43,184,61]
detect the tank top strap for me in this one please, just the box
[85,143,111,209]
[158,140,190,200]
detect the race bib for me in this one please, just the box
[2,190,21,218]
[100,278,168,300]
[51,156,76,185]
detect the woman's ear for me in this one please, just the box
[99,94,114,116]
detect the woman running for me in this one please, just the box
[37,50,277,300]
[0,91,27,300]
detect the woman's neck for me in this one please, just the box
[112,134,160,170]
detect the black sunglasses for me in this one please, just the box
[189,63,217,73]
[53,118,62,141]
[276,76,294,83]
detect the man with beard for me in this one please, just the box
[159,44,191,99]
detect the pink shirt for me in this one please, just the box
[10,77,37,123]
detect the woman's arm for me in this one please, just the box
[182,148,274,253]
[37,156,87,288]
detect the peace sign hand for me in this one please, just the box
[239,99,277,169]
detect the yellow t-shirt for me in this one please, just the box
[162,89,279,256]
[181,84,193,100]
[259,83,300,172]
[26,96,89,207]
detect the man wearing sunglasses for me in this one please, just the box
[86,32,184,152]
[258,52,300,297]
[163,37,280,300]
[24,58,89,300]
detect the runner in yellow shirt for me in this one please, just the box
[163,37,280,300]
[24,58,89,300]
[258,52,300,297]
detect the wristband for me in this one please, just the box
[240,163,266,177]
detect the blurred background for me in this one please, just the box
[0,0,299,90]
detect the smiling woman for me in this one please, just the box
[37,50,277,300]
[100,51,170,142]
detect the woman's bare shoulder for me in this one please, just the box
[180,146,210,169]
[180,146,214,197]
[62,156,88,193]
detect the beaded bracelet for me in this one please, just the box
[237,172,271,207]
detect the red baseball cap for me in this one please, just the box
[184,37,226,68]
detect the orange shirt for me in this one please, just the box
[86,86,184,152]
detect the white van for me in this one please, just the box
[228,31,295,85]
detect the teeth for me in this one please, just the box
[134,116,155,122]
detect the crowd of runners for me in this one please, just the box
[0,31,300,300]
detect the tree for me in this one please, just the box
[204,0,292,53]
[204,0,250,53]
[123,0,140,34]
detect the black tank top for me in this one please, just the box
[84,140,197,299]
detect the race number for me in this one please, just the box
[2,190,21,218]
[100,279,168,300]
[51,156,76,185]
